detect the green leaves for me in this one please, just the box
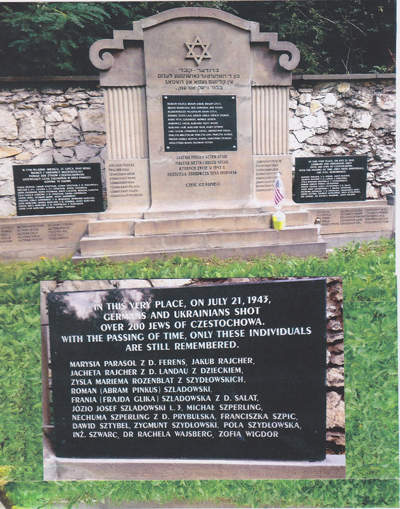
[0,1,396,76]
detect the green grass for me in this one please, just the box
[0,238,398,507]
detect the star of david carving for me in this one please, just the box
[185,35,211,66]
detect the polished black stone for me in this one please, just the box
[47,279,327,461]
[293,156,367,203]
[163,95,237,152]
[13,163,104,216]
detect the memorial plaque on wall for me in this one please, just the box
[293,156,367,203]
[163,95,237,152]
[13,163,104,216]
[47,279,327,461]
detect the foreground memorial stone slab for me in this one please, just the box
[45,279,328,468]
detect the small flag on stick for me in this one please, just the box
[274,172,285,209]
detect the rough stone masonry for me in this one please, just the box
[0,77,395,216]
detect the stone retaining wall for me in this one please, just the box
[0,85,106,216]
[0,77,395,216]
[290,78,396,200]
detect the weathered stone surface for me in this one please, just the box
[60,107,78,123]
[306,135,324,146]
[323,93,337,107]
[18,112,45,141]
[0,159,14,181]
[322,131,342,145]
[295,104,310,117]
[380,185,393,196]
[53,123,80,142]
[0,107,18,140]
[331,146,348,155]
[309,100,323,114]
[375,167,396,182]
[0,146,22,159]
[366,182,380,199]
[327,320,342,332]
[84,133,106,146]
[302,115,317,128]
[375,94,395,110]
[78,107,105,132]
[294,128,314,143]
[44,109,63,122]
[330,353,344,366]
[329,115,351,129]
[351,111,372,129]
[289,116,303,131]
[326,431,345,446]
[74,143,99,161]
[0,196,15,216]
[299,93,311,104]
[0,180,14,195]
[288,133,302,151]
[313,145,331,154]
[337,82,350,93]
[348,90,373,109]
[326,305,338,319]
[375,144,396,162]
[326,391,345,429]
[30,150,54,164]
[15,152,32,161]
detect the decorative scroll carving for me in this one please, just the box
[89,30,142,70]
[89,7,299,72]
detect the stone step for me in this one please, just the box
[79,226,319,257]
[73,238,326,262]
[87,211,310,238]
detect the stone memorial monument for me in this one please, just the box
[42,278,346,480]
[0,6,393,262]
[78,7,325,260]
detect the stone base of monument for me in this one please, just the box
[0,199,393,262]
[72,208,327,261]
[44,435,345,480]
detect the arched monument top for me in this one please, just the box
[89,7,300,73]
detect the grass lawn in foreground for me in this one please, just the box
[0,239,398,507]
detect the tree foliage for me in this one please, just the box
[230,0,396,74]
[0,1,396,76]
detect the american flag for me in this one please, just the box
[274,172,285,208]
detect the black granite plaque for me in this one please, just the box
[47,279,327,461]
[163,95,237,152]
[13,163,104,216]
[293,156,367,203]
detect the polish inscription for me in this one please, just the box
[47,280,327,461]
[0,222,75,245]
[311,207,391,232]
[163,95,237,152]
[107,162,144,199]
[13,163,104,216]
[293,156,367,203]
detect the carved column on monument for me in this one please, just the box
[90,33,151,213]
